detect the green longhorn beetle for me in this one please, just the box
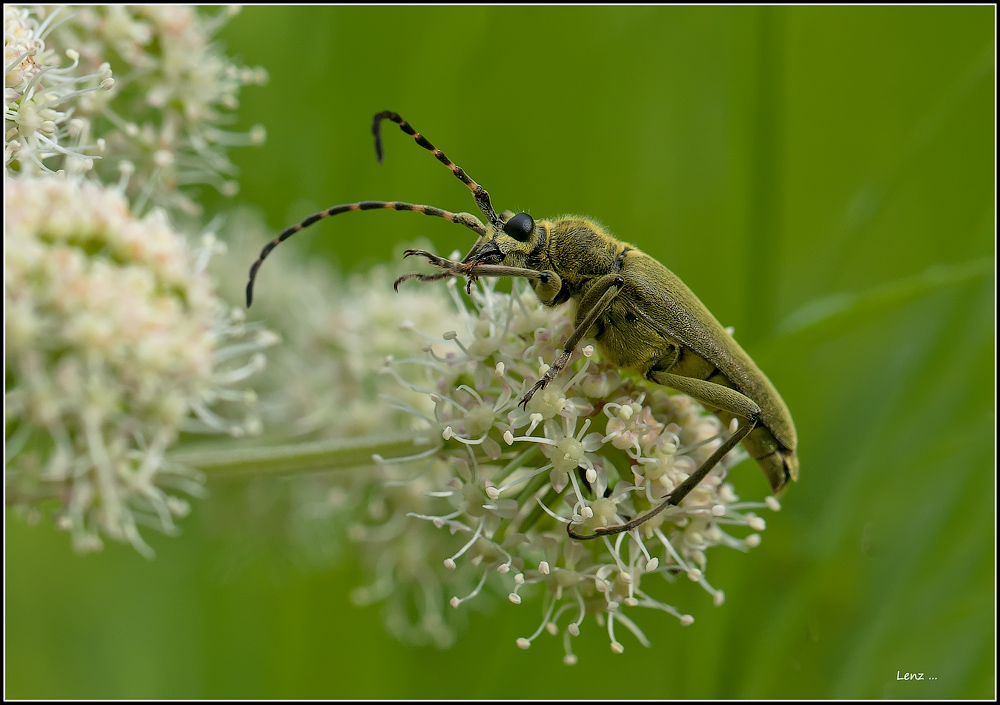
[246,111,799,540]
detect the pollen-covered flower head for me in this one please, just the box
[352,276,781,660]
[4,175,274,555]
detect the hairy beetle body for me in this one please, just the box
[246,112,798,539]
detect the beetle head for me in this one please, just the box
[467,210,542,267]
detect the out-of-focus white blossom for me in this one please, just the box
[5,5,266,219]
[4,176,275,556]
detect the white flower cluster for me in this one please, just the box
[349,276,780,660]
[4,5,115,175]
[4,177,275,556]
[5,4,271,555]
[5,5,266,219]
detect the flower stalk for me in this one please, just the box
[168,432,435,481]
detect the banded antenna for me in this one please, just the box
[246,200,486,307]
[372,111,501,230]
[246,112,499,307]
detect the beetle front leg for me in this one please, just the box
[461,263,562,300]
[393,249,467,290]
[519,273,625,409]
[394,251,561,295]
[392,270,454,291]
[401,248,467,272]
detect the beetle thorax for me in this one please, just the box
[546,217,626,283]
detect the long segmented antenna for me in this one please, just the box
[245,201,486,307]
[373,111,501,229]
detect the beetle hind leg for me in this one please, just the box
[567,371,762,541]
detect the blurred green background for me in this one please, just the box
[5,6,994,699]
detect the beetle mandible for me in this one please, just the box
[246,111,799,540]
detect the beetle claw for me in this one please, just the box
[518,377,549,409]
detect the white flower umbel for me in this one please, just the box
[5,5,266,219]
[4,176,274,556]
[357,276,781,659]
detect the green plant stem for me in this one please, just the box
[166,432,437,481]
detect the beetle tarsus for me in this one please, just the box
[518,377,550,409]
[393,272,422,291]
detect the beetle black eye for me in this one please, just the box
[503,212,534,241]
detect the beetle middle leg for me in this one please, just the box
[567,373,761,541]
